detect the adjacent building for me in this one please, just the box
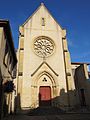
[0,20,17,119]
[72,62,90,108]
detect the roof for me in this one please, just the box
[71,62,90,65]
[0,19,17,63]
[22,3,63,29]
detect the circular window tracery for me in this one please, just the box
[33,36,55,58]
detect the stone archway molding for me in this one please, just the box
[33,71,57,87]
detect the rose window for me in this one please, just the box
[33,36,55,58]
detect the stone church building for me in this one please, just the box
[16,3,90,111]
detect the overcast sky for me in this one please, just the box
[0,0,90,63]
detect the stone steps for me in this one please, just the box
[27,106,65,116]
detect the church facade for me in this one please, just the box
[16,3,90,111]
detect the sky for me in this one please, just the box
[0,0,90,63]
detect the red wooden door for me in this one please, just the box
[39,86,51,106]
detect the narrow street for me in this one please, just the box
[4,107,90,120]
[4,113,90,120]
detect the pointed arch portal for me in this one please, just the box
[31,70,57,107]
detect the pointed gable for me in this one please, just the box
[22,3,62,30]
[31,61,58,77]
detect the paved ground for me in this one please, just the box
[4,107,90,120]
[4,113,90,120]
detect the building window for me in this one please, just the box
[18,72,23,76]
[42,77,47,82]
[20,48,24,50]
[42,18,45,26]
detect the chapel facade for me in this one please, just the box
[16,3,90,111]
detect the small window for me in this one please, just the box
[18,72,23,76]
[42,77,47,82]
[42,18,45,26]
[20,48,24,50]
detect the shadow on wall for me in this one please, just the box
[0,67,8,119]
[52,88,79,112]
[74,64,90,107]
[0,67,3,118]
[13,87,90,116]
[14,93,21,113]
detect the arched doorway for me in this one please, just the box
[32,71,57,108]
[39,86,51,106]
